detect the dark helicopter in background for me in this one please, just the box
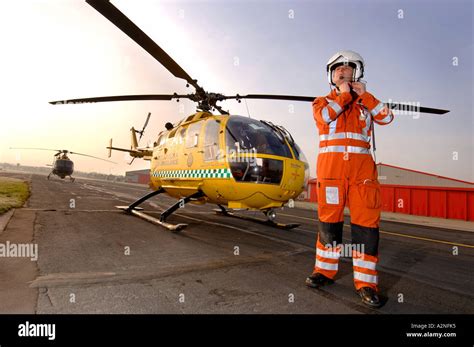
[10,148,115,182]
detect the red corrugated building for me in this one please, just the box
[306,163,474,221]
[125,169,150,185]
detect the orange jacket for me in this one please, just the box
[312,89,393,154]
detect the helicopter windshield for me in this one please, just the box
[225,116,293,158]
[54,158,74,176]
[55,159,73,168]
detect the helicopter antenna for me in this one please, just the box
[244,99,251,118]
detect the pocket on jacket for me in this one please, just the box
[318,178,345,208]
[357,179,381,209]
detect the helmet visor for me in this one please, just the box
[330,61,357,72]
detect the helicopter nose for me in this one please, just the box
[279,161,306,201]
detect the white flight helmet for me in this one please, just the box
[326,50,365,86]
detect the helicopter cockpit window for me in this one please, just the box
[55,159,74,171]
[157,134,167,146]
[225,116,292,158]
[168,128,178,138]
[177,127,187,145]
[229,158,284,185]
[185,121,203,148]
[203,119,221,161]
[166,128,178,146]
[290,141,307,163]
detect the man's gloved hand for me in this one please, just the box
[339,81,352,94]
[351,82,366,96]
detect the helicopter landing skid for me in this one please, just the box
[116,189,204,232]
[116,206,187,232]
[214,205,300,230]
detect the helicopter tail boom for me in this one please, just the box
[106,145,152,161]
[130,127,139,150]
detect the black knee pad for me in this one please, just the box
[351,223,379,256]
[318,221,344,246]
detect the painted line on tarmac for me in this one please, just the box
[168,213,313,251]
[378,229,474,249]
[30,250,306,289]
[279,212,317,222]
[278,212,474,249]
[22,208,122,213]
[90,187,473,250]
[342,223,474,249]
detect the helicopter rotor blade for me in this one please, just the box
[69,151,116,164]
[50,94,190,105]
[142,112,151,130]
[9,147,63,152]
[387,103,449,115]
[222,94,449,115]
[51,1,449,117]
[137,112,151,142]
[85,0,203,92]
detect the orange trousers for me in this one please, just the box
[313,152,381,291]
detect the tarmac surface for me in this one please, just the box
[0,171,473,314]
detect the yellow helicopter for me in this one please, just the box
[105,109,309,231]
[50,0,448,231]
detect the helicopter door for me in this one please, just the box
[185,121,203,148]
[184,121,204,166]
[203,119,221,162]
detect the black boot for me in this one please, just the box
[357,287,381,308]
[305,273,334,288]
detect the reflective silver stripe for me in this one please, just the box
[370,102,385,116]
[317,248,341,260]
[347,146,370,153]
[328,116,338,135]
[346,132,369,142]
[315,259,338,271]
[319,145,345,153]
[354,271,378,284]
[328,101,342,115]
[319,132,368,142]
[321,107,331,123]
[375,113,393,124]
[319,146,370,154]
[319,133,345,141]
[353,258,377,270]
[362,110,372,137]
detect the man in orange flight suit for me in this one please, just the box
[306,51,393,308]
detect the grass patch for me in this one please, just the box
[0,177,30,214]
